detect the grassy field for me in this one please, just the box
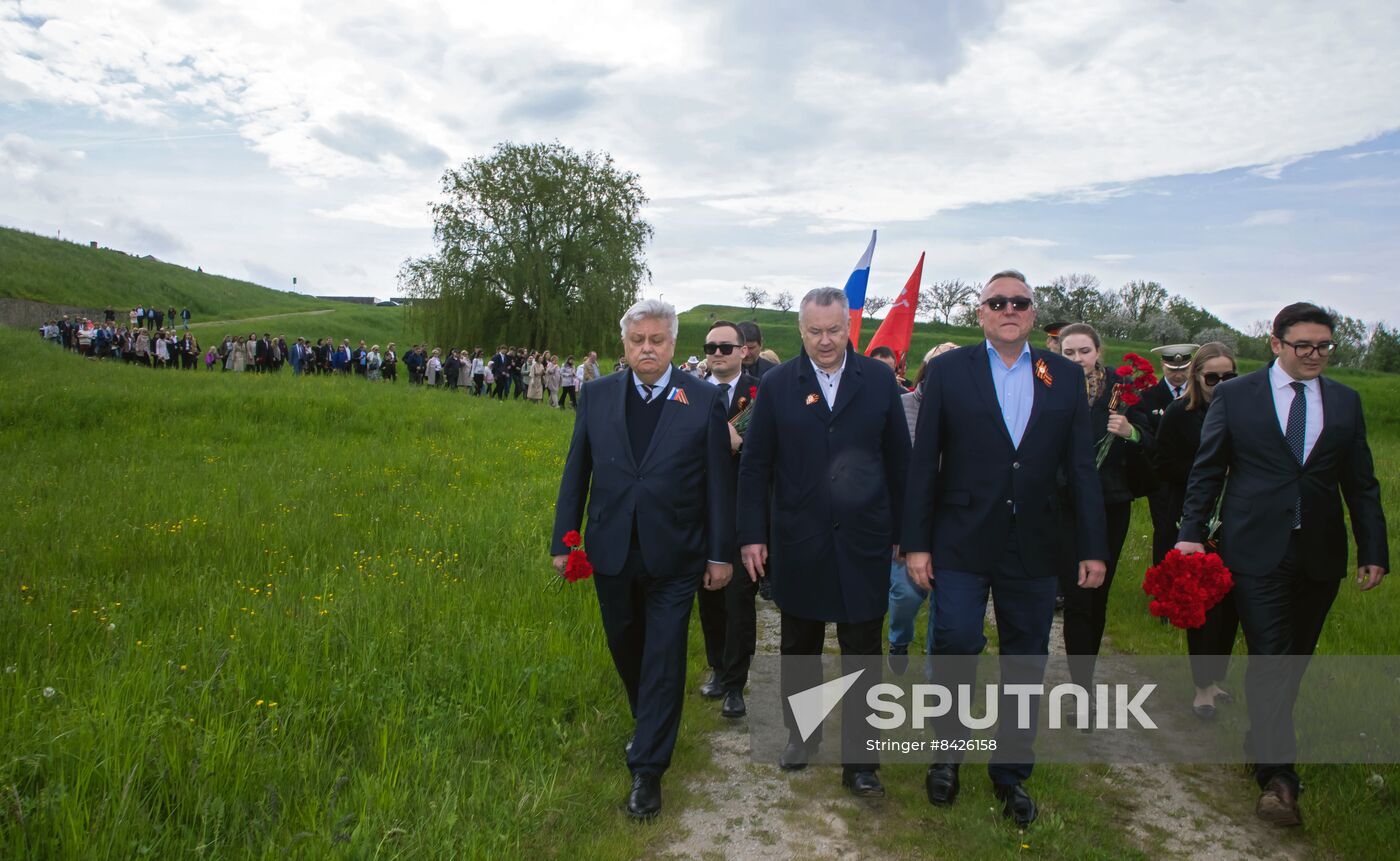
[0,226,323,318]
[4,294,1397,858]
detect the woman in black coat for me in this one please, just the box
[1155,341,1241,719]
[1058,324,1156,696]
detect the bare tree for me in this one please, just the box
[773,290,794,313]
[742,285,768,312]
[923,279,977,324]
[863,295,891,318]
[1117,280,1169,326]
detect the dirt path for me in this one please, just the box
[663,598,1311,860]
[192,308,335,328]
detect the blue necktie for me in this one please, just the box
[1285,381,1306,528]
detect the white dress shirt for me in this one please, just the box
[1269,361,1324,462]
[710,371,740,410]
[632,365,673,402]
[808,353,847,408]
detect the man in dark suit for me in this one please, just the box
[693,320,761,719]
[1176,302,1387,827]
[551,299,735,820]
[737,321,778,379]
[739,287,911,798]
[1141,344,1197,565]
[902,270,1108,827]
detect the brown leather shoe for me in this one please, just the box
[1255,777,1302,827]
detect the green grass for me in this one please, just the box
[0,225,324,318]
[0,328,716,858]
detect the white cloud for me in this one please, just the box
[998,236,1058,248]
[311,192,434,230]
[1241,209,1297,227]
[1094,253,1135,261]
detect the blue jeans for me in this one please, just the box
[887,559,934,652]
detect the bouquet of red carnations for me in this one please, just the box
[557,530,593,585]
[1142,549,1233,629]
[1096,353,1159,466]
[730,385,759,434]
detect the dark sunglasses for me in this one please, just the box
[982,296,1033,312]
[703,342,739,355]
[1201,371,1238,386]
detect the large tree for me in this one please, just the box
[400,142,652,353]
[923,279,977,324]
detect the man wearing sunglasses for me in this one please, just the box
[1176,302,1388,827]
[902,269,1108,827]
[694,321,763,721]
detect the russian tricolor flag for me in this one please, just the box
[843,230,876,350]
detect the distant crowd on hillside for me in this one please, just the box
[35,313,795,407]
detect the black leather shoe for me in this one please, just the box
[888,644,909,676]
[925,763,960,806]
[720,689,747,718]
[842,770,885,798]
[779,740,811,771]
[700,672,724,700]
[995,783,1038,827]
[1255,775,1302,827]
[626,773,662,820]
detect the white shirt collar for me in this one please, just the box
[632,365,673,395]
[808,351,848,378]
[1269,360,1319,392]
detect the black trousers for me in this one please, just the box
[1186,590,1240,689]
[696,566,759,692]
[593,545,701,777]
[559,386,578,408]
[1233,533,1339,790]
[1147,486,1176,567]
[1062,499,1132,689]
[780,612,883,773]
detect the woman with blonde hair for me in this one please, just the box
[1156,341,1241,719]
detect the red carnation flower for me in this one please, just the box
[749,385,758,400]
[1120,390,1142,407]
[563,530,582,549]
[564,549,594,583]
[1143,550,1233,629]
[1115,365,1133,378]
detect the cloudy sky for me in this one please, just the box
[3,0,1399,328]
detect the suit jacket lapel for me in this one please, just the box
[796,352,832,423]
[1255,365,1300,466]
[616,374,639,470]
[1017,348,1051,451]
[639,376,684,467]
[1302,376,1334,469]
[970,344,1015,450]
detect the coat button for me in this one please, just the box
[1006,499,1014,506]
[833,521,840,529]
[1013,462,1021,469]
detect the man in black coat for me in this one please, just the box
[737,320,778,379]
[1176,302,1388,827]
[739,287,911,799]
[693,320,760,719]
[551,299,735,820]
[901,270,1108,827]
[1141,344,1197,565]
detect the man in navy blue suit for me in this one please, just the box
[1176,302,1388,827]
[551,298,735,820]
[902,270,1108,827]
[739,286,911,798]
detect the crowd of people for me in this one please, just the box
[550,286,1387,832]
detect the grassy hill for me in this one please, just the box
[0,225,324,319]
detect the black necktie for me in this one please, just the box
[1285,381,1306,527]
[641,383,655,402]
[718,382,730,407]
[1172,385,1182,398]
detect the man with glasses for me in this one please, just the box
[902,270,1108,827]
[1176,302,1388,827]
[694,321,762,719]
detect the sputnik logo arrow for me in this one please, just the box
[788,669,865,743]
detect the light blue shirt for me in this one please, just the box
[632,365,673,402]
[986,340,1033,448]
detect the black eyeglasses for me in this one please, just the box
[982,296,1033,313]
[1279,339,1337,358]
[1201,371,1238,386]
[703,342,739,355]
